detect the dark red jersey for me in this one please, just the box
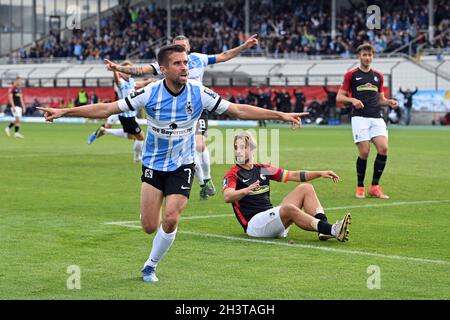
[9,85,23,107]
[223,164,288,231]
[340,67,384,118]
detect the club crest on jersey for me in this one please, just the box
[374,76,378,82]
[186,101,193,114]
[203,87,217,99]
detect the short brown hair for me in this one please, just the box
[173,35,189,43]
[357,43,375,54]
[157,44,186,66]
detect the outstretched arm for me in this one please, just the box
[224,103,308,128]
[214,34,259,63]
[104,59,156,76]
[287,170,340,183]
[37,102,122,122]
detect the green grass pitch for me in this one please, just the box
[1,123,449,299]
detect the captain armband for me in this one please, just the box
[299,171,307,182]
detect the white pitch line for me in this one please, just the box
[104,199,450,265]
[104,199,450,226]
[106,221,141,228]
[180,231,450,266]
[326,199,450,211]
[103,222,450,266]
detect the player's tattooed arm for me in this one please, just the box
[104,59,153,76]
[118,64,152,76]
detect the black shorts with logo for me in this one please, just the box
[141,163,195,198]
[195,112,208,136]
[119,115,142,135]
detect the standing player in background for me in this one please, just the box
[337,44,398,199]
[87,61,154,162]
[5,76,26,138]
[105,34,259,200]
[38,44,309,283]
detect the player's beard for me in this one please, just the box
[177,74,188,85]
[361,59,371,69]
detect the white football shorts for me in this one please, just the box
[351,116,388,143]
[246,206,291,238]
[12,106,23,119]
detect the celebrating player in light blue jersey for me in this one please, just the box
[105,34,259,200]
[38,44,308,283]
[87,60,154,162]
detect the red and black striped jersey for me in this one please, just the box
[223,164,289,231]
[340,67,384,118]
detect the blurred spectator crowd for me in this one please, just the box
[13,0,450,62]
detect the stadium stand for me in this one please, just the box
[6,0,449,62]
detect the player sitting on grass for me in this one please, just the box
[223,131,351,242]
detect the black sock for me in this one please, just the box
[317,220,332,235]
[372,154,387,185]
[356,157,367,187]
[15,126,19,133]
[8,123,14,128]
[314,213,328,222]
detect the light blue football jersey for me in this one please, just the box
[117,79,230,171]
